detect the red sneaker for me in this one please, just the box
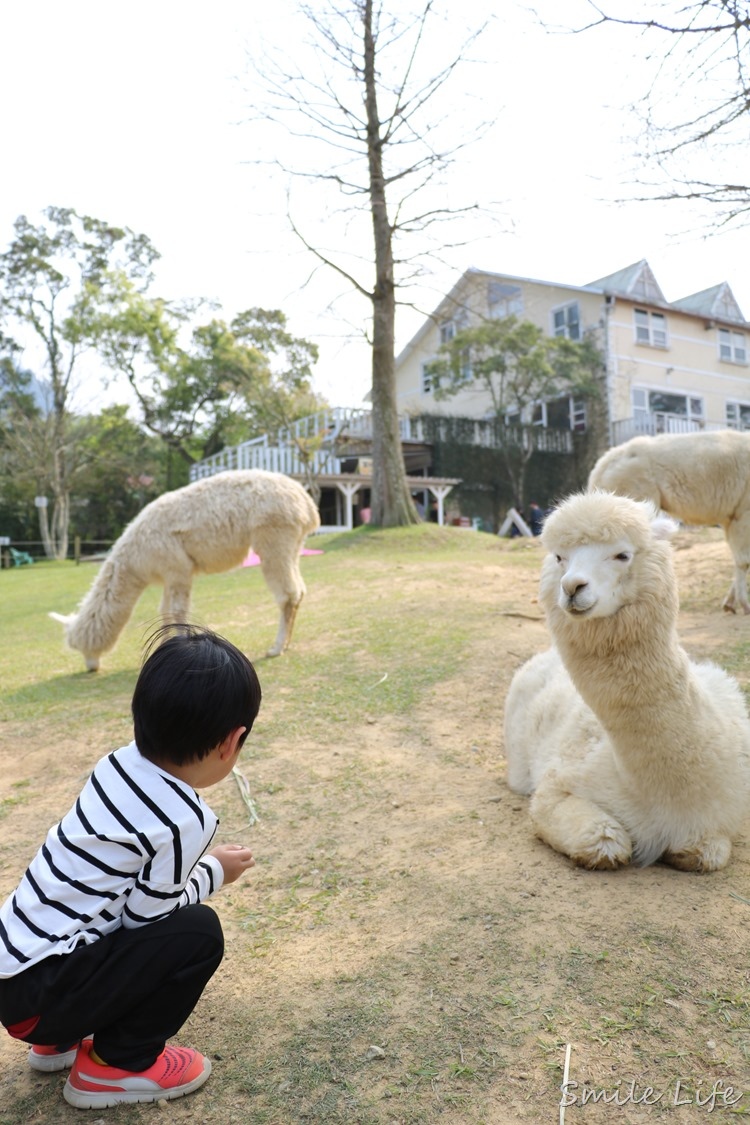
[28,1042,80,1072]
[63,1040,211,1109]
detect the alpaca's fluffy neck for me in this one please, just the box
[549,593,701,774]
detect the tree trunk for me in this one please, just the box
[37,500,53,559]
[363,0,418,529]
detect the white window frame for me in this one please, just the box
[420,362,433,395]
[439,320,456,346]
[632,386,704,432]
[719,328,747,364]
[528,394,587,432]
[487,283,523,320]
[634,308,668,348]
[551,302,581,341]
[726,401,750,430]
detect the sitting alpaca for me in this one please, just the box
[503,491,750,871]
[52,469,320,671]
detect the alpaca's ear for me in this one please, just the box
[650,513,679,541]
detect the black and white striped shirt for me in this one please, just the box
[0,742,222,978]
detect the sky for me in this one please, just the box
[1,0,747,412]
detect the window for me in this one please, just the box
[634,308,668,347]
[487,282,523,319]
[632,388,704,432]
[727,402,750,430]
[552,302,581,341]
[420,363,433,395]
[528,395,587,431]
[439,320,456,345]
[719,328,747,364]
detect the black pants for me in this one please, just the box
[0,904,223,1071]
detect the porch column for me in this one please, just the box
[334,481,362,530]
[426,485,454,526]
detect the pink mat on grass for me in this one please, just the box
[242,548,324,568]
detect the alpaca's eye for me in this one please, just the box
[555,554,563,564]
[614,551,631,562]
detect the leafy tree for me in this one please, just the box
[92,282,324,485]
[248,0,489,526]
[428,317,603,508]
[0,350,41,539]
[0,207,158,557]
[581,1,750,227]
[70,405,167,541]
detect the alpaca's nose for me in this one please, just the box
[562,574,588,598]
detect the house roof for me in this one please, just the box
[586,259,667,305]
[670,281,745,322]
[395,260,748,365]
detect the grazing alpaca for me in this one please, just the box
[588,429,750,613]
[51,470,320,670]
[503,491,750,871]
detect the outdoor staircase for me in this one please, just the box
[189,406,375,481]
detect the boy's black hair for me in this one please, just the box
[132,624,262,766]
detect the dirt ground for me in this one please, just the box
[1,527,749,1124]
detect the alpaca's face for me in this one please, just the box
[544,536,638,618]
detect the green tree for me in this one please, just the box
[0,350,41,540]
[428,317,602,509]
[0,207,158,557]
[70,405,167,541]
[92,282,324,485]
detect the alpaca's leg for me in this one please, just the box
[159,578,193,625]
[530,778,632,870]
[252,529,307,657]
[663,836,732,873]
[723,517,750,614]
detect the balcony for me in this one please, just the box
[611,414,738,447]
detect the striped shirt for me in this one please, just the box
[0,742,222,978]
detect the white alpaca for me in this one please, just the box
[588,429,750,613]
[52,470,320,671]
[503,491,750,871]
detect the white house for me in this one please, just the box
[394,260,750,446]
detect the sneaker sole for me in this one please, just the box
[62,1056,211,1109]
[28,1048,78,1073]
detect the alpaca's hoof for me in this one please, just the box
[664,837,732,873]
[84,657,100,672]
[571,823,632,870]
[264,647,283,659]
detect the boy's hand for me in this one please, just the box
[209,844,255,884]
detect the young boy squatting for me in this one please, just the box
[0,625,261,1110]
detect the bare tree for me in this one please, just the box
[579,1,750,227]
[247,0,490,526]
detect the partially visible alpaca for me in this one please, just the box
[503,491,750,871]
[588,429,750,613]
[51,470,320,670]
